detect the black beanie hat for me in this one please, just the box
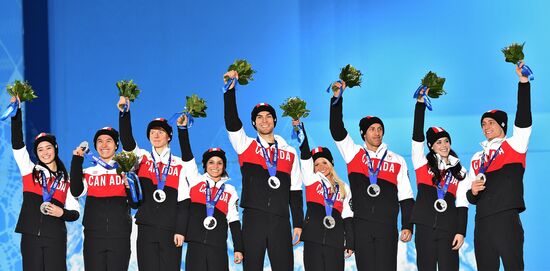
[359,116,384,139]
[33,132,59,157]
[147,118,173,142]
[311,146,334,165]
[251,103,277,129]
[202,148,228,176]
[94,127,120,150]
[426,126,451,148]
[481,110,508,135]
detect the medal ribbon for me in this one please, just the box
[222,78,237,93]
[256,137,278,178]
[151,152,172,191]
[319,174,339,217]
[363,149,388,185]
[1,100,19,121]
[436,170,453,200]
[479,147,501,174]
[291,122,305,145]
[205,180,226,217]
[40,171,63,202]
[168,110,194,129]
[126,172,142,203]
[518,62,534,81]
[413,85,433,111]
[326,80,344,106]
[84,152,118,170]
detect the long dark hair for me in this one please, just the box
[426,149,465,186]
[33,157,69,184]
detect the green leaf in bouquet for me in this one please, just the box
[184,94,207,118]
[339,64,363,88]
[501,42,525,64]
[421,71,446,99]
[280,97,310,120]
[6,80,38,102]
[113,151,138,175]
[226,59,256,85]
[116,79,141,101]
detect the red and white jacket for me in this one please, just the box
[329,96,414,230]
[300,155,354,249]
[70,156,133,238]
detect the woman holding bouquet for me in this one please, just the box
[176,114,243,270]
[410,88,469,270]
[117,96,189,271]
[9,95,80,271]
[70,127,135,270]
[292,119,354,271]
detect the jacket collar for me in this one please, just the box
[151,147,171,164]
[363,142,388,157]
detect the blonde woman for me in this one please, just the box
[293,120,354,271]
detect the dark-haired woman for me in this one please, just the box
[177,115,243,271]
[294,120,354,271]
[410,90,469,271]
[9,96,80,271]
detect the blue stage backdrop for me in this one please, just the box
[1,0,549,270]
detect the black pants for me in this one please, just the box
[354,218,397,271]
[83,235,131,271]
[303,241,344,271]
[415,224,458,271]
[242,209,293,271]
[137,225,183,271]
[21,234,66,271]
[185,242,229,271]
[474,210,524,271]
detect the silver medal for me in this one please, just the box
[268,176,280,189]
[476,173,486,183]
[203,216,217,230]
[323,215,336,229]
[367,184,381,197]
[434,199,448,213]
[153,189,166,203]
[40,202,50,215]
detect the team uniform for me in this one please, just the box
[329,96,414,270]
[298,130,354,271]
[223,88,303,271]
[11,109,80,271]
[411,102,469,271]
[70,147,134,270]
[179,127,243,271]
[466,82,531,270]
[119,111,189,271]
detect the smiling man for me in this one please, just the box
[466,64,532,271]
[223,71,303,271]
[329,81,415,271]
[70,127,134,270]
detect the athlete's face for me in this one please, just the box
[149,128,170,149]
[481,117,505,141]
[95,135,116,160]
[255,111,275,135]
[314,157,333,178]
[364,124,384,150]
[36,141,56,165]
[431,137,451,158]
[206,156,225,180]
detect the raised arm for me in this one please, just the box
[223,71,243,132]
[329,84,348,142]
[508,64,532,153]
[117,97,137,152]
